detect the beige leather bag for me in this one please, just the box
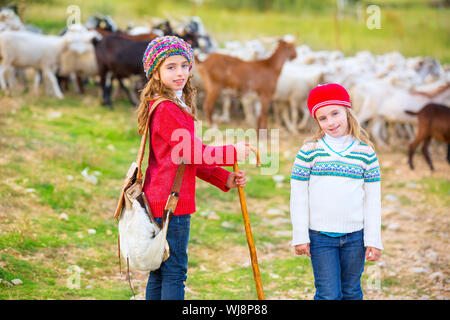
[113,98,184,272]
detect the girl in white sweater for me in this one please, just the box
[290,83,382,300]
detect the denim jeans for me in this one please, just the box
[145,214,191,300]
[309,229,366,300]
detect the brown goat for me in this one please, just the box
[406,103,450,170]
[196,39,297,131]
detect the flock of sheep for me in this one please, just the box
[1,7,449,167]
[200,39,449,146]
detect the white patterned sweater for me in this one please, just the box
[290,137,383,250]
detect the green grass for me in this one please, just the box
[0,92,137,300]
[20,0,450,63]
[186,256,313,299]
[0,88,308,299]
[0,253,129,299]
[417,177,450,207]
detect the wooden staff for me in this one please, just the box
[234,145,265,300]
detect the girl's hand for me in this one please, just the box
[365,246,382,261]
[234,142,250,162]
[226,171,246,189]
[294,243,311,257]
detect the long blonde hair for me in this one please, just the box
[136,68,197,136]
[305,107,375,149]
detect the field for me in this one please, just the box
[0,0,449,300]
[0,89,448,299]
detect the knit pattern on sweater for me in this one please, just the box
[292,140,381,182]
[290,139,383,250]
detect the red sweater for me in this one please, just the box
[142,100,237,218]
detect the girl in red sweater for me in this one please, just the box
[137,36,250,300]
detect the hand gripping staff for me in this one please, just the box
[234,145,265,300]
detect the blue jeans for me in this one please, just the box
[145,214,191,300]
[309,229,366,300]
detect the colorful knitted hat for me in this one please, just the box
[307,83,352,118]
[142,35,194,79]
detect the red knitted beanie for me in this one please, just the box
[307,83,351,118]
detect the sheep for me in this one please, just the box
[353,79,430,148]
[0,26,100,98]
[272,62,325,133]
[58,25,102,94]
[351,68,449,148]
[0,31,66,98]
[199,38,269,124]
[0,7,25,32]
[196,37,297,132]
[406,103,450,170]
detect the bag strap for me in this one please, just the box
[113,98,168,220]
[162,159,186,227]
[113,98,188,220]
[135,97,168,181]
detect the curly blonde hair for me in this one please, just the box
[136,69,197,136]
[305,107,375,149]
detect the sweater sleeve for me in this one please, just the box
[290,144,312,246]
[196,166,232,192]
[153,102,236,167]
[362,150,383,250]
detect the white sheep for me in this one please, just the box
[0,31,66,98]
[272,62,325,133]
[353,77,447,147]
[0,8,25,32]
[0,25,100,98]
[58,25,101,93]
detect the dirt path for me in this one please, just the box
[365,149,449,299]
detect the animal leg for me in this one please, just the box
[371,118,388,150]
[421,138,434,171]
[286,99,300,134]
[101,71,114,108]
[77,75,85,94]
[281,102,297,134]
[118,78,137,105]
[7,67,16,91]
[69,73,81,94]
[257,95,271,132]
[405,123,415,141]
[215,93,231,123]
[33,71,42,95]
[387,122,398,145]
[290,99,299,132]
[43,68,64,99]
[272,101,282,127]
[447,144,450,164]
[408,138,421,170]
[0,65,8,90]
[241,94,257,127]
[203,87,220,127]
[128,76,141,107]
[16,69,28,91]
[297,105,311,131]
